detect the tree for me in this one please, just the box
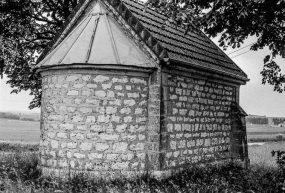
[1,0,285,109]
[146,0,285,92]
[0,0,79,109]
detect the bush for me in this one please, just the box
[0,142,39,152]
[1,151,285,192]
[276,133,284,141]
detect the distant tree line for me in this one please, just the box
[246,117,285,125]
[0,112,20,120]
[273,118,285,125]
[0,112,38,121]
[246,117,269,125]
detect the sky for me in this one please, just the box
[0,36,285,117]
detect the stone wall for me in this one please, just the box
[160,72,237,169]
[40,69,149,172]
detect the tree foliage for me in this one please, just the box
[1,0,79,109]
[1,0,285,109]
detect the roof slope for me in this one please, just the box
[118,0,248,80]
[36,0,248,81]
[37,2,154,68]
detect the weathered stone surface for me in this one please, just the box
[93,75,110,82]
[162,73,235,169]
[67,90,78,96]
[79,142,92,151]
[40,70,238,173]
[95,143,109,151]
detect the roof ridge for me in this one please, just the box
[103,0,169,62]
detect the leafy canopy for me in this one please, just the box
[1,0,285,109]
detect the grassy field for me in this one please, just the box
[248,141,285,167]
[247,124,285,142]
[0,118,40,143]
[0,122,284,191]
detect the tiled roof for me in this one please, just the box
[37,0,248,81]
[118,0,248,80]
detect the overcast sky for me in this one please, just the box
[0,36,284,117]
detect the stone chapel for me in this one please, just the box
[35,0,249,176]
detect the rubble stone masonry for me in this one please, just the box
[39,67,243,175]
[160,72,236,169]
[40,69,149,172]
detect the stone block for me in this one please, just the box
[136,116,147,123]
[80,142,92,151]
[121,152,134,160]
[130,143,144,151]
[124,116,133,123]
[130,78,146,85]
[114,85,123,90]
[111,115,120,123]
[116,124,127,132]
[70,133,85,140]
[107,91,115,98]
[112,77,128,83]
[86,84,97,88]
[74,153,86,159]
[102,83,112,89]
[73,83,84,88]
[79,107,92,114]
[71,114,84,123]
[88,153,103,160]
[95,143,109,151]
[99,133,119,141]
[67,142,77,149]
[86,116,96,123]
[86,99,100,105]
[59,123,74,130]
[123,99,136,106]
[127,93,139,98]
[120,107,131,114]
[50,140,59,149]
[93,75,110,82]
[86,133,98,140]
[74,98,82,104]
[58,159,68,168]
[111,162,129,170]
[90,124,105,132]
[95,90,106,98]
[106,106,117,114]
[97,115,110,123]
[67,90,79,96]
[82,90,92,97]
[57,132,67,139]
[77,125,87,130]
[66,75,79,82]
[113,142,128,151]
[106,153,119,161]
[47,132,56,139]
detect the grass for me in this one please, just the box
[0,142,39,152]
[248,141,285,168]
[0,118,40,142]
[0,145,285,192]
[1,122,285,191]
[0,152,284,193]
[247,133,285,142]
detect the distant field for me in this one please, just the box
[246,124,285,142]
[247,124,285,133]
[0,118,40,143]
